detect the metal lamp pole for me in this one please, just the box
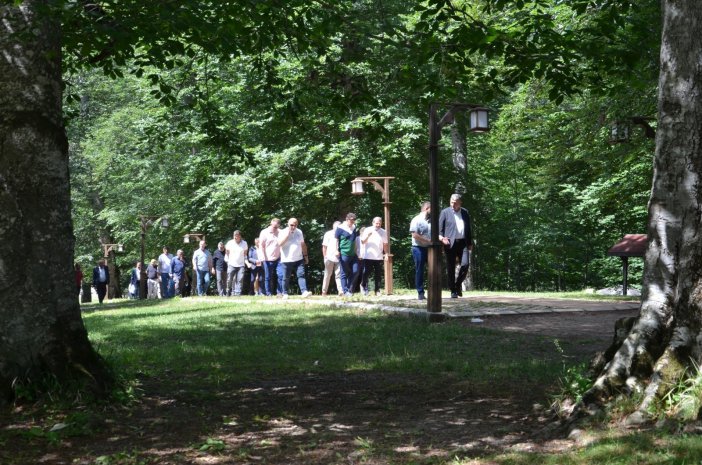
[427,103,489,320]
[350,176,395,295]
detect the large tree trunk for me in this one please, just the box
[586,0,702,414]
[0,0,112,404]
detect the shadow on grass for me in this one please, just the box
[84,299,578,394]
[1,298,611,465]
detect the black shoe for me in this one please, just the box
[450,292,458,299]
[418,294,425,300]
[457,290,463,297]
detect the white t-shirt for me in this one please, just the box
[225,239,248,267]
[322,230,339,262]
[280,228,305,263]
[362,227,388,260]
[158,253,174,273]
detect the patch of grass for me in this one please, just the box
[82,299,568,391]
[450,430,702,464]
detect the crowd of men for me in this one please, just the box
[89,193,473,302]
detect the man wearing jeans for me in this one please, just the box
[158,246,174,298]
[335,212,360,296]
[225,231,248,296]
[278,218,312,298]
[409,201,431,300]
[259,218,282,296]
[191,240,213,296]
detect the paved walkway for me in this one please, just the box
[333,294,639,319]
[191,293,640,319]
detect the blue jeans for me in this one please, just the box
[339,255,360,294]
[281,260,308,295]
[263,259,280,296]
[412,246,428,296]
[160,272,174,298]
[196,269,210,296]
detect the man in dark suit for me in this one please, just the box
[438,193,473,298]
[92,259,110,304]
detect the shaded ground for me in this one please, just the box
[1,305,638,465]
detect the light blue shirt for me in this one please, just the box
[192,248,211,271]
[409,213,431,247]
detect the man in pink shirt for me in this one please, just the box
[258,218,282,296]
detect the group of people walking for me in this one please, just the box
[122,214,389,299]
[85,192,472,302]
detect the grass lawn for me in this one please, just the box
[2,293,700,465]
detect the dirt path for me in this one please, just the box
[2,306,637,465]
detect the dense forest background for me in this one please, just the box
[67,0,658,293]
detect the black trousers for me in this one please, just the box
[444,239,468,293]
[95,282,108,303]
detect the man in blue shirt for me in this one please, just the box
[191,241,213,296]
[409,201,431,300]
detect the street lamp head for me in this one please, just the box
[117,244,124,253]
[183,234,190,244]
[160,216,170,228]
[469,107,490,133]
[351,179,365,195]
[610,120,631,143]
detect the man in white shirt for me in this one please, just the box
[259,218,282,296]
[278,218,312,298]
[225,231,248,296]
[409,201,431,300]
[438,193,473,298]
[360,217,389,296]
[321,221,343,296]
[158,246,174,298]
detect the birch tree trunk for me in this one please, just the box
[587,0,702,413]
[0,0,112,404]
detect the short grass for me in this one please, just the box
[455,430,702,464]
[82,297,564,390]
[8,292,686,465]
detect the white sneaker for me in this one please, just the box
[301,290,312,298]
[282,294,289,300]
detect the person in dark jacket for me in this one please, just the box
[212,242,227,296]
[129,261,141,299]
[92,259,110,304]
[171,250,187,297]
[438,193,473,298]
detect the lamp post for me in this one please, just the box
[138,215,169,299]
[102,243,124,258]
[610,116,656,143]
[428,103,490,320]
[350,176,395,295]
[183,233,206,245]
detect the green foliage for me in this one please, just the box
[66,0,659,292]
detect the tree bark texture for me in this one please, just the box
[588,0,702,409]
[0,0,112,403]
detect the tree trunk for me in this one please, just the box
[0,0,112,404]
[586,0,702,414]
[450,113,476,291]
